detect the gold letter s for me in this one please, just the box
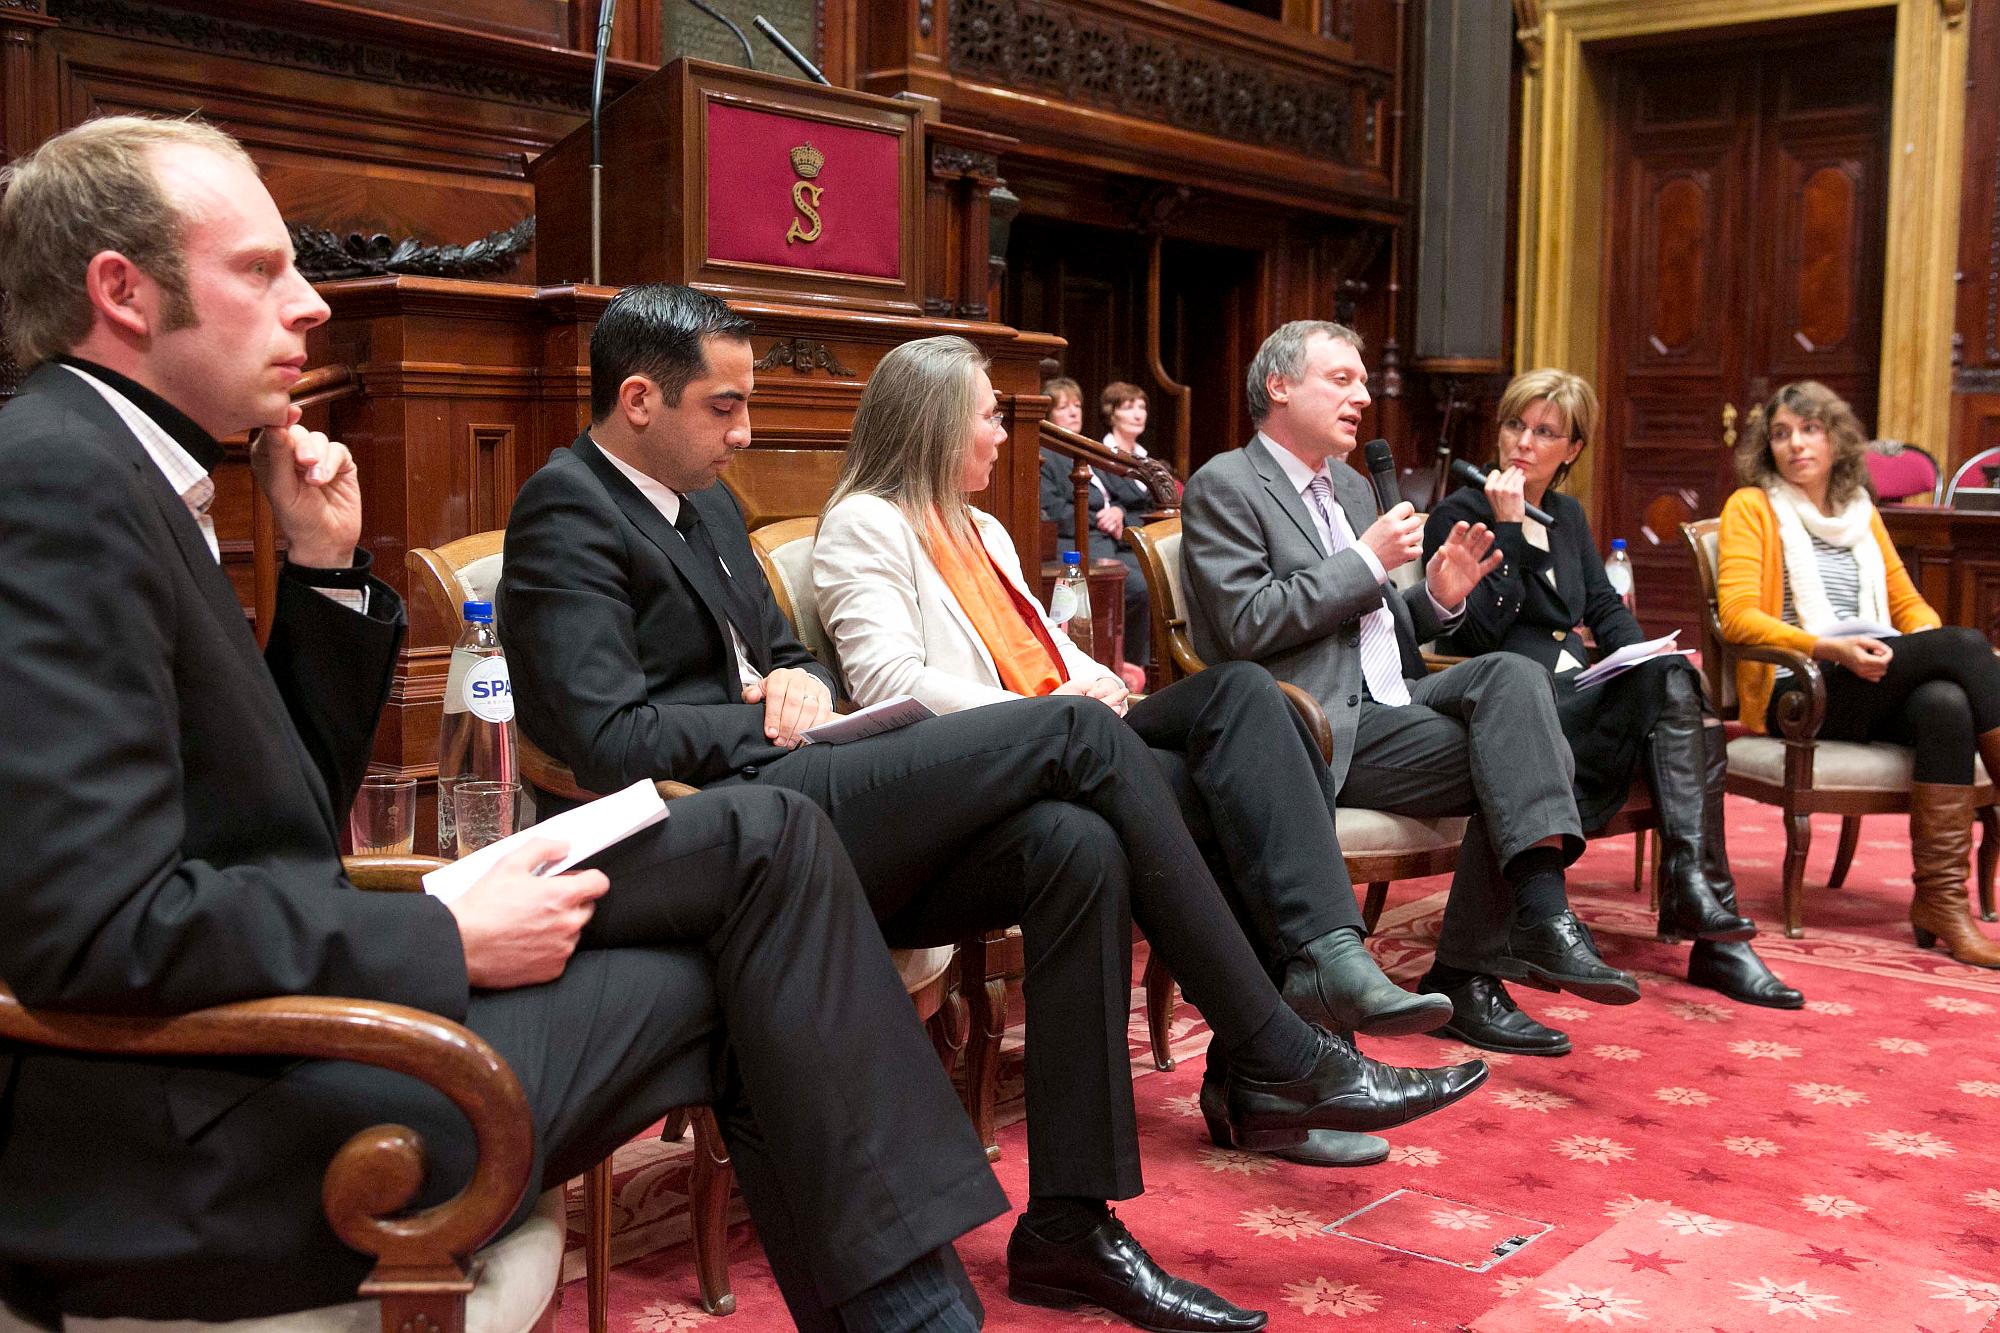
[786,181,823,245]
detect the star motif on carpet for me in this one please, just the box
[1537,1282,1648,1325]
[1177,1247,1234,1274]
[1509,1171,1556,1191]
[1796,1245,1867,1271]
[1461,1117,1502,1135]
[1926,1106,1975,1125]
[1682,1166,1729,1185]
[1619,1113,1665,1129]
[1953,1228,1999,1252]
[1731,1276,1848,1319]
[1847,1162,1903,1181]
[1771,1109,1817,1127]
[1704,1063,1748,1079]
[1609,1248,1684,1275]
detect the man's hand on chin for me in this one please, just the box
[744,667,834,748]
[252,404,362,568]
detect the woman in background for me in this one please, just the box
[1424,369,1801,1026]
[1718,380,2000,968]
[1039,375,1148,686]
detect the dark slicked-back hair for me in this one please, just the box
[589,283,753,421]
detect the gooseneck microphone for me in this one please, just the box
[755,15,831,84]
[1362,439,1402,515]
[1448,458,1558,527]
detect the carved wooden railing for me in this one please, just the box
[1036,419,1181,563]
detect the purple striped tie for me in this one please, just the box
[1309,473,1411,706]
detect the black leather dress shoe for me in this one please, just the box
[1224,1027,1487,1148]
[1008,1213,1267,1331]
[1491,911,1641,1005]
[1688,939,1804,1009]
[1421,973,1571,1056]
[1198,1080,1390,1166]
[1281,928,1455,1036]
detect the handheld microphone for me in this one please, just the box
[1448,458,1557,527]
[1362,439,1401,515]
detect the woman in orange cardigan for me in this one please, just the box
[1717,380,2000,967]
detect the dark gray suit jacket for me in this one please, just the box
[1180,437,1442,787]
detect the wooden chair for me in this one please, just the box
[1681,517,1999,936]
[0,856,562,1333]
[407,536,733,1324]
[1124,518,1466,1066]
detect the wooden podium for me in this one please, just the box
[297,61,1054,814]
[533,61,929,317]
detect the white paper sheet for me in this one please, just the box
[1570,632,1695,690]
[421,778,668,903]
[801,694,936,745]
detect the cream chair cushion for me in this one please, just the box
[1336,808,1467,855]
[39,1189,565,1333]
[759,532,839,670]
[453,552,505,607]
[894,944,958,994]
[1728,735,1990,791]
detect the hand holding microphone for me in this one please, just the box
[1448,458,1557,526]
[1355,438,1422,571]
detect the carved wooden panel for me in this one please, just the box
[1644,174,1712,360]
[1795,166,1857,352]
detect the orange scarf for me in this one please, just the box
[921,510,1068,697]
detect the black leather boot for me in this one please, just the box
[1685,717,1804,1008]
[1648,669,1756,943]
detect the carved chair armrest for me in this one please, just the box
[1727,642,1827,742]
[1422,652,1465,673]
[1165,628,1208,681]
[342,855,451,894]
[0,980,533,1295]
[1275,682,1334,764]
[656,781,701,801]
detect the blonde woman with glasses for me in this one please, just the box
[1423,369,1801,1022]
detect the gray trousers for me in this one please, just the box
[1338,654,1583,971]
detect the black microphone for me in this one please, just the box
[588,0,619,284]
[755,15,831,84]
[685,0,756,68]
[1362,439,1402,515]
[1448,458,1558,527]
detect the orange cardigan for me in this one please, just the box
[1714,485,1939,732]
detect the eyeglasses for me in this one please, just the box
[1501,417,1573,445]
[977,407,1007,427]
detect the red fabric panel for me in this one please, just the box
[704,103,901,279]
[1864,448,1937,502]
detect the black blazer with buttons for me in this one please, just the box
[498,433,836,798]
[1423,484,1645,668]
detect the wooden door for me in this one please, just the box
[1599,21,1891,640]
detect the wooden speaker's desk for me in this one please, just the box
[1880,504,2000,644]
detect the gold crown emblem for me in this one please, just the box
[789,141,825,179]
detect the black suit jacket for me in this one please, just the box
[498,433,836,797]
[1038,447,1151,560]
[0,363,460,1313]
[1423,485,1645,668]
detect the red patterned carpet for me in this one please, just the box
[553,795,2000,1330]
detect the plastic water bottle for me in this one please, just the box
[436,600,517,854]
[1049,550,1095,658]
[1605,538,1637,617]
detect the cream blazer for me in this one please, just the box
[814,493,1115,714]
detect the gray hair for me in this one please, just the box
[1245,320,1365,424]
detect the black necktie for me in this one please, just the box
[673,500,773,674]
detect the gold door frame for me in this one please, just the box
[1512,0,1969,513]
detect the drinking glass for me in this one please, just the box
[348,775,417,857]
[454,779,522,858]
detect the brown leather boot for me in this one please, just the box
[1908,781,2000,968]
[1978,727,2000,793]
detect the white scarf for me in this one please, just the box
[1765,481,1890,634]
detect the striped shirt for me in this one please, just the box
[1779,535,1863,626]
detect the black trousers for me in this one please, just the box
[1340,654,1582,971]
[744,694,1290,1202]
[1771,625,2000,784]
[1128,660,1363,966]
[20,787,1002,1325]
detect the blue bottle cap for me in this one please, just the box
[463,600,495,623]
[1062,550,1082,566]
[1610,539,1627,552]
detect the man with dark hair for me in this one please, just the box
[1180,321,1639,1061]
[0,116,1007,1333]
[500,283,1488,1332]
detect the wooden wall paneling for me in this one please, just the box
[1951,0,2000,466]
